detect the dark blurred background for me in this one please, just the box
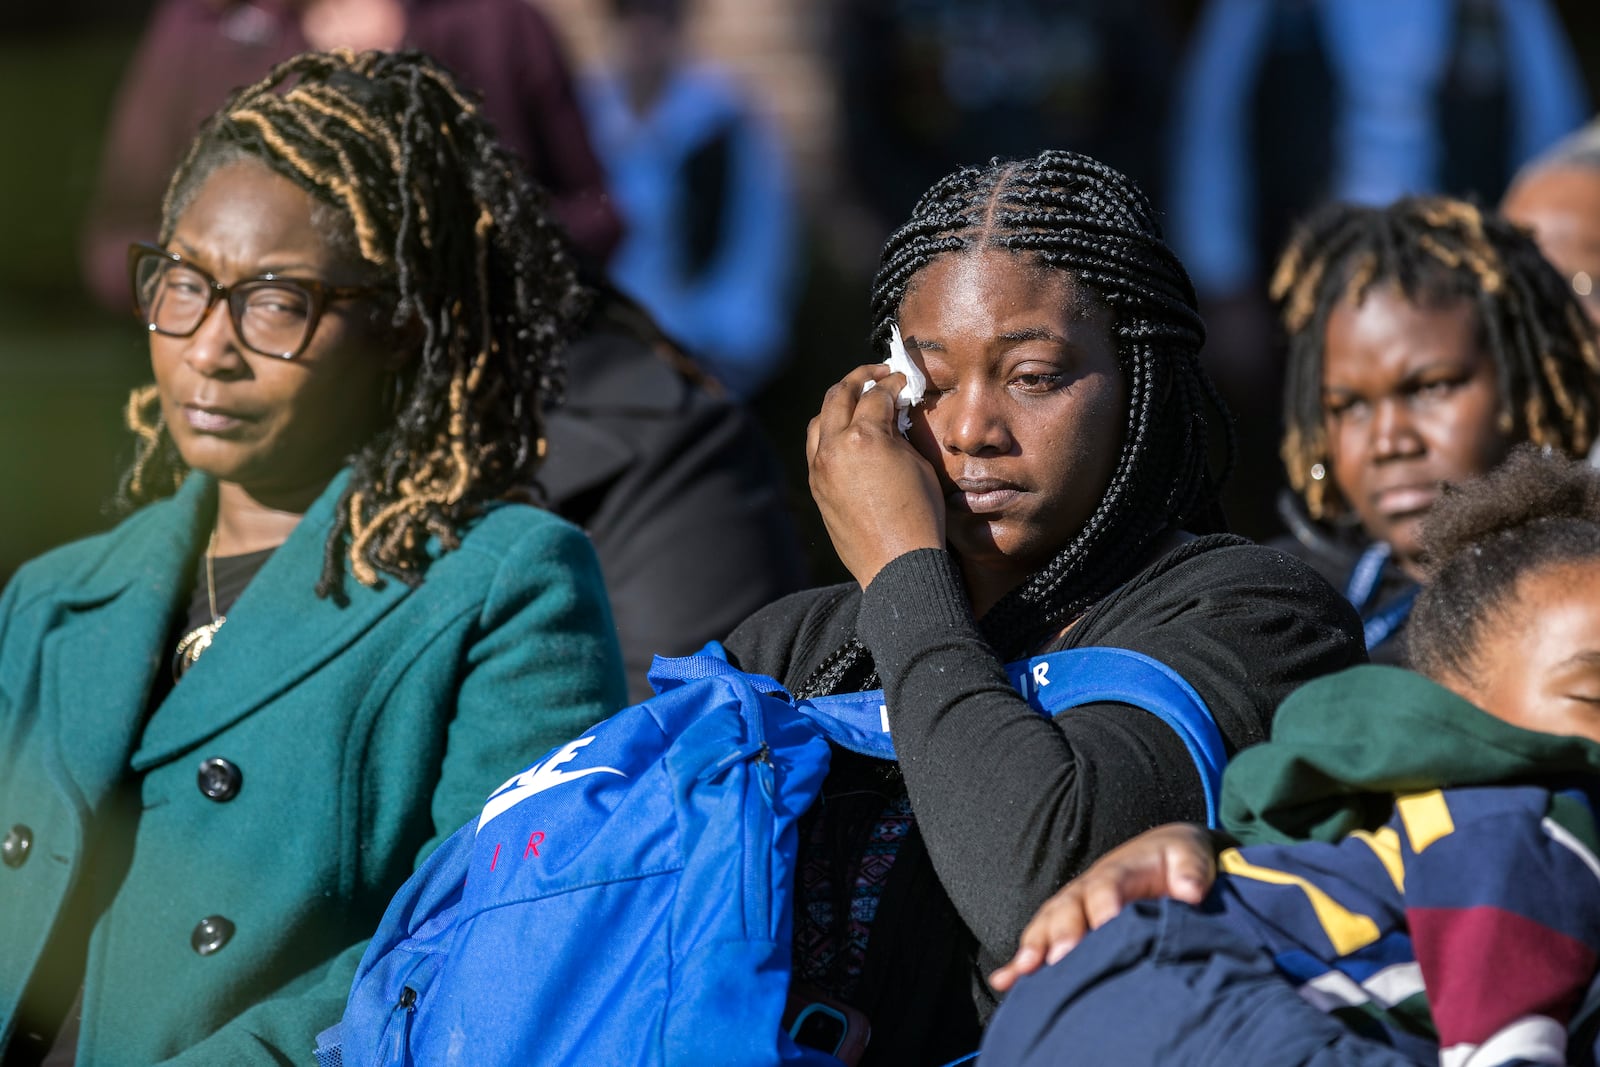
[4,0,1599,586]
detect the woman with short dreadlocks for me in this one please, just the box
[721,150,1364,1063]
[0,51,625,1064]
[1273,196,1600,664]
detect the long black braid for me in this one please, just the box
[1275,196,1600,520]
[799,150,1232,698]
[121,49,589,602]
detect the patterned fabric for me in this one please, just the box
[795,793,916,997]
[1215,782,1600,1066]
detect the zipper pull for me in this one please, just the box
[703,740,773,780]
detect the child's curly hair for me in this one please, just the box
[1409,445,1600,684]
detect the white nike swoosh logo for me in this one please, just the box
[477,735,625,833]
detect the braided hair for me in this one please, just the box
[800,150,1231,697]
[1275,197,1600,521]
[1410,445,1600,686]
[122,49,589,602]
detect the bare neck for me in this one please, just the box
[212,480,326,555]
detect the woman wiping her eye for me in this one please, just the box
[719,149,1366,1064]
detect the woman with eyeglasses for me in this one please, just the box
[0,50,625,1066]
[1272,196,1600,664]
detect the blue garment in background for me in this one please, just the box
[582,65,796,399]
[1170,0,1587,296]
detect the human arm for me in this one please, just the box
[1499,0,1590,167]
[801,355,1363,970]
[1167,0,1271,300]
[988,822,1220,992]
[150,941,366,1066]
[804,362,944,587]
[860,540,1364,972]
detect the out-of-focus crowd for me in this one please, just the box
[6,2,1600,1065]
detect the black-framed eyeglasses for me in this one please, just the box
[128,242,387,360]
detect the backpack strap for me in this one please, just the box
[647,639,790,697]
[1006,647,1227,828]
[648,644,1226,826]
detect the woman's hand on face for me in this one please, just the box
[807,363,946,590]
[988,823,1217,993]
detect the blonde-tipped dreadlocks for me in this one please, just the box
[1273,196,1600,520]
[122,49,589,601]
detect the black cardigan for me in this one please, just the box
[724,535,1364,1063]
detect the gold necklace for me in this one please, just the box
[173,531,227,682]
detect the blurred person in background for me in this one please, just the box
[1169,0,1588,538]
[80,0,621,310]
[579,0,797,400]
[1270,196,1600,665]
[0,50,624,1065]
[545,281,811,702]
[1503,117,1600,326]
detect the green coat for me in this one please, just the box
[0,471,626,1065]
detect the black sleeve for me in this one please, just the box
[855,543,1365,970]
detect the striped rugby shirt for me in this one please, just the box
[1215,782,1600,1066]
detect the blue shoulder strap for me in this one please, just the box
[1344,542,1418,652]
[650,643,1227,828]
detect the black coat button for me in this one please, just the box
[1,825,31,869]
[191,915,235,956]
[197,758,242,801]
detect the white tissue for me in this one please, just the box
[861,323,926,434]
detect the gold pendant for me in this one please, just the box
[172,616,226,682]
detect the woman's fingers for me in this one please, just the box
[1074,876,1132,956]
[990,884,1091,991]
[806,362,943,589]
[807,368,905,464]
[814,363,895,438]
[989,824,1219,990]
[1165,835,1215,904]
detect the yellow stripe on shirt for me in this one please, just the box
[1219,848,1381,955]
[1350,827,1406,892]
[1396,790,1455,854]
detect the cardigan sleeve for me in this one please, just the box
[857,543,1365,971]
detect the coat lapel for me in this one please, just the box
[130,470,414,772]
[45,476,212,812]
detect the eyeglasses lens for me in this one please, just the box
[135,253,313,358]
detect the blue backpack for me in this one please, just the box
[315,646,1226,1067]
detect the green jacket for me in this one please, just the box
[0,471,626,1065]
[1222,664,1600,845]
